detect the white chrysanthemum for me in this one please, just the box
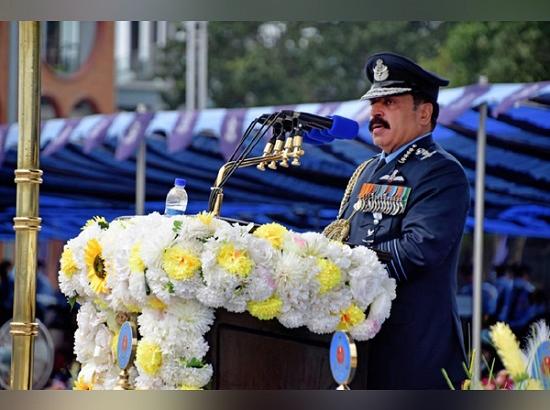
[348,246,392,309]
[135,372,165,390]
[350,277,396,341]
[74,303,114,370]
[92,366,120,390]
[307,314,341,334]
[145,267,176,304]
[165,299,215,337]
[139,215,177,269]
[273,252,317,316]
[178,364,213,388]
[278,309,307,329]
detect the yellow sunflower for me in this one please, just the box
[84,238,108,294]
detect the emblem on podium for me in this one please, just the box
[329,331,357,390]
[115,321,137,389]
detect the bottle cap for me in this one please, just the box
[174,178,187,187]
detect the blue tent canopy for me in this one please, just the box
[1,82,549,240]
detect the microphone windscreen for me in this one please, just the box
[328,115,359,139]
[304,129,335,144]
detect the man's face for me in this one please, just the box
[368,94,432,154]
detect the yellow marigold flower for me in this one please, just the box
[129,243,146,274]
[253,223,287,249]
[217,243,254,277]
[489,322,528,380]
[179,385,203,390]
[136,341,163,376]
[316,257,342,294]
[196,211,214,226]
[148,296,167,311]
[337,304,366,331]
[60,247,78,278]
[247,296,283,320]
[84,238,108,294]
[73,375,93,390]
[162,246,201,281]
[525,378,543,390]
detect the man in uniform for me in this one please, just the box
[328,52,470,389]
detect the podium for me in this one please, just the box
[206,310,370,389]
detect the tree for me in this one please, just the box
[425,22,550,86]
[156,22,453,109]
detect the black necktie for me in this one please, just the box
[374,157,386,173]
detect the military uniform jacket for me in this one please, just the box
[341,134,470,389]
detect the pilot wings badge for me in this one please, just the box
[379,169,404,183]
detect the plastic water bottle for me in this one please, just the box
[164,178,188,216]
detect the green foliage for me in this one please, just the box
[172,220,183,234]
[424,22,550,86]
[155,22,550,109]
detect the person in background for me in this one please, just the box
[493,263,514,322]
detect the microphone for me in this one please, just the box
[257,111,359,138]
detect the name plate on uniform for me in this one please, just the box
[357,183,411,216]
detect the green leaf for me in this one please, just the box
[67,296,78,310]
[173,220,183,234]
[177,357,205,368]
[165,281,175,294]
[98,220,109,230]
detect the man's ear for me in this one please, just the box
[419,102,433,127]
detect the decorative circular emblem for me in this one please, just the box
[531,340,550,389]
[373,59,389,82]
[329,331,357,387]
[117,321,135,370]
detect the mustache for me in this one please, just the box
[369,117,390,131]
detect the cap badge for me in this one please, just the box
[373,59,389,81]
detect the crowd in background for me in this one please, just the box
[458,262,549,342]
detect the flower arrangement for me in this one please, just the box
[59,213,396,390]
[445,321,550,390]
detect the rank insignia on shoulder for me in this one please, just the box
[358,183,411,215]
[379,169,405,183]
[415,147,436,161]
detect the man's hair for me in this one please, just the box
[411,92,439,130]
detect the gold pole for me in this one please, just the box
[10,21,42,390]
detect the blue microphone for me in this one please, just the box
[302,115,358,144]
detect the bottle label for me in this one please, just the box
[165,208,185,216]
